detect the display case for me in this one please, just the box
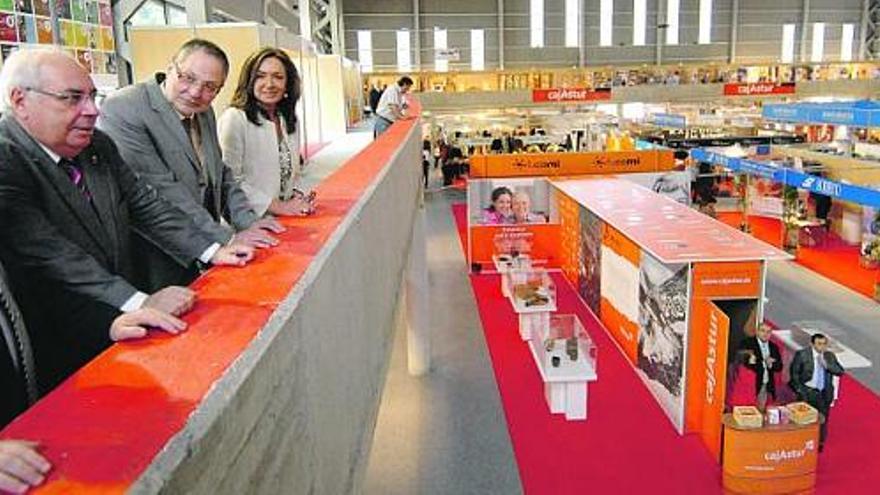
[504,267,557,340]
[528,314,598,420]
[493,252,532,298]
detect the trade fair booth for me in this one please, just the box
[692,147,880,300]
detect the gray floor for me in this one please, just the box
[362,172,522,495]
[765,261,880,393]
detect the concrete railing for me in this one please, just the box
[417,79,880,111]
[2,105,424,494]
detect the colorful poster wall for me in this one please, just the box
[0,0,116,76]
[636,252,690,432]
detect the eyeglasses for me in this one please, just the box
[25,87,101,107]
[172,61,223,96]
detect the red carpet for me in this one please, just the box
[453,203,880,495]
[717,211,879,300]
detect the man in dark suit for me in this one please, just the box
[0,49,253,390]
[99,38,284,291]
[739,324,783,411]
[789,333,845,450]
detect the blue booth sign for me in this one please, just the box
[651,113,688,128]
[690,148,880,208]
[762,100,880,128]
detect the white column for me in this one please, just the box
[498,0,506,70]
[413,0,422,69]
[185,0,211,23]
[405,201,430,376]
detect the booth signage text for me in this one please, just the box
[532,87,612,103]
[692,148,880,208]
[651,113,688,128]
[723,83,796,96]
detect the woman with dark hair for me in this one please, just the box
[481,187,514,224]
[219,47,315,217]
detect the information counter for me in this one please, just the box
[721,414,819,494]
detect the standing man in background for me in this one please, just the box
[99,38,284,291]
[374,76,413,138]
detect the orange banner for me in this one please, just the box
[469,150,676,178]
[558,193,580,285]
[692,262,763,299]
[602,223,641,266]
[687,302,731,459]
[469,224,561,268]
[600,297,640,364]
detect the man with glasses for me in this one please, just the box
[98,38,284,291]
[0,49,255,391]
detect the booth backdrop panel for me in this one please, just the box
[686,261,763,456]
[469,225,561,268]
[637,252,690,432]
[469,150,676,178]
[620,171,692,206]
[558,192,580,285]
[467,178,553,226]
[598,224,642,364]
[577,207,602,315]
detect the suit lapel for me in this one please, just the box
[2,118,112,257]
[145,77,202,172]
[79,150,120,263]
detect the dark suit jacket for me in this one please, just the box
[789,346,845,400]
[0,116,215,390]
[0,261,36,427]
[98,73,257,291]
[740,337,783,398]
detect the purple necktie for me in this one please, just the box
[59,158,90,198]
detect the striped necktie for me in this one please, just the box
[59,158,90,198]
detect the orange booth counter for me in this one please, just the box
[722,413,820,494]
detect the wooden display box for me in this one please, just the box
[733,406,764,428]
[786,402,818,425]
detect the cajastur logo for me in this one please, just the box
[548,88,589,101]
[763,440,815,462]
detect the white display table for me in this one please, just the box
[505,269,557,341]
[528,315,598,420]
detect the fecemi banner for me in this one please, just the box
[532,87,612,103]
[470,150,676,178]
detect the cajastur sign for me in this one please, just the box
[723,82,796,96]
[532,87,612,103]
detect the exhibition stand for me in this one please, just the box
[0,104,424,492]
[453,203,880,494]
[693,148,880,300]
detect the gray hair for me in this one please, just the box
[0,47,80,112]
